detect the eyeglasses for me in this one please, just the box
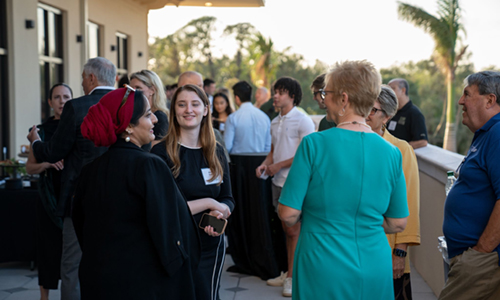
[319,89,335,101]
[117,84,135,124]
[369,107,385,116]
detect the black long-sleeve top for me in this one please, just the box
[151,142,235,224]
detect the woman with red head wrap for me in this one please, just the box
[73,87,201,299]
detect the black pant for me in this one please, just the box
[194,233,225,300]
[394,273,412,300]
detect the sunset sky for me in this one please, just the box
[148,0,500,71]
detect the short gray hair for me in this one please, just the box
[378,84,398,118]
[388,78,409,96]
[83,57,116,87]
[465,71,500,104]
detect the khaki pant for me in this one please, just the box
[439,248,500,300]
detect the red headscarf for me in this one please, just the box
[81,88,136,147]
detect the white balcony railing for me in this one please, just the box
[412,144,464,296]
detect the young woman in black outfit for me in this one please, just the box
[26,83,72,300]
[151,84,234,300]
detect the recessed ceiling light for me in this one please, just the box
[205,2,213,6]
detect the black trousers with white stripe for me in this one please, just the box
[194,233,226,300]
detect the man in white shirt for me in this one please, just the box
[224,81,271,154]
[255,76,315,297]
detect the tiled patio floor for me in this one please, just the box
[0,255,437,300]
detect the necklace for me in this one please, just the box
[337,121,371,130]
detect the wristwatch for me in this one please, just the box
[393,248,407,257]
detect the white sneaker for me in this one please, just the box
[266,271,288,287]
[282,277,292,297]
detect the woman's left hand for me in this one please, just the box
[204,225,221,237]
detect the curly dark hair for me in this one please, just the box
[274,77,302,106]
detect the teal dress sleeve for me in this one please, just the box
[279,135,313,211]
[384,151,409,218]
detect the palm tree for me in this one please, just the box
[397,0,467,152]
[250,33,279,89]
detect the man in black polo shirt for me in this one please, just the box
[387,78,428,149]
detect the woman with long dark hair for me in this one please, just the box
[212,92,233,134]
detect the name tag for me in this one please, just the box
[201,168,222,185]
[388,120,397,131]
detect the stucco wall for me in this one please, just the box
[87,0,148,78]
[7,0,148,158]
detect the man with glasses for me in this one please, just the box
[27,57,115,300]
[387,78,428,149]
[310,74,336,131]
[439,71,500,300]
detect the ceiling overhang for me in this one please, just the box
[138,0,265,10]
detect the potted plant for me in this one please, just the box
[0,158,26,189]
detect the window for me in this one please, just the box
[116,32,128,77]
[0,0,8,158]
[38,3,64,122]
[87,21,100,59]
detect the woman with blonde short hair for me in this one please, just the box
[278,60,409,299]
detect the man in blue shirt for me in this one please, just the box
[440,71,500,300]
[224,81,271,154]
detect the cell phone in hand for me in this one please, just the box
[199,213,228,235]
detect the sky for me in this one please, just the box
[148,0,500,72]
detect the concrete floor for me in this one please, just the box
[0,255,437,300]
[219,256,438,300]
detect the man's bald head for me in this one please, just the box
[255,87,268,103]
[178,71,203,88]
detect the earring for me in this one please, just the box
[338,107,345,117]
[125,130,131,142]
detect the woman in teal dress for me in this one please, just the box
[278,60,409,300]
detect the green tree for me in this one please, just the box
[397,0,467,152]
[148,34,182,84]
[223,23,257,79]
[177,16,218,79]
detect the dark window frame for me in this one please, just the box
[116,32,128,76]
[0,0,9,159]
[87,21,101,59]
[38,3,64,122]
